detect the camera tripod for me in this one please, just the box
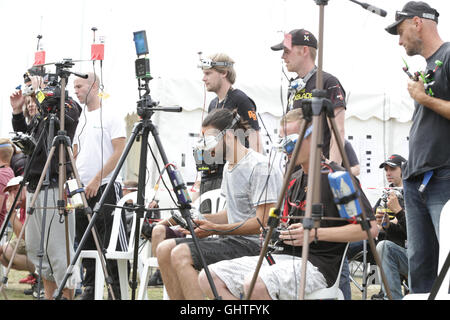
[0,122,48,299]
[4,60,117,300]
[246,0,393,300]
[55,75,222,300]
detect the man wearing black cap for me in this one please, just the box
[373,154,408,300]
[386,1,450,295]
[271,29,347,164]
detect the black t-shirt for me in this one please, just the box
[403,42,450,179]
[278,162,374,287]
[287,71,346,159]
[207,88,260,131]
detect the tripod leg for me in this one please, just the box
[327,116,393,300]
[64,144,117,300]
[25,145,58,300]
[245,119,310,300]
[298,112,325,300]
[55,122,143,300]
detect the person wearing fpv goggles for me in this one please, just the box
[195,53,263,215]
[156,108,282,300]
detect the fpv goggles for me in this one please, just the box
[274,125,313,155]
[198,58,234,70]
[194,114,241,151]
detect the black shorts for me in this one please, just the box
[174,236,260,271]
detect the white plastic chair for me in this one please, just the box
[137,188,226,300]
[403,200,450,300]
[305,242,350,300]
[76,191,139,300]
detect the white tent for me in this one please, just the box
[1,0,448,207]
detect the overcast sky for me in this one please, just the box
[1,0,448,137]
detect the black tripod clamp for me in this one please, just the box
[311,89,334,118]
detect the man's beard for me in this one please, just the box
[406,37,423,57]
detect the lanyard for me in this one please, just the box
[418,171,433,193]
[287,66,318,111]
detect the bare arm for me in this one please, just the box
[351,164,361,177]
[408,79,450,120]
[280,220,378,246]
[84,137,126,199]
[328,106,346,164]
[191,202,275,238]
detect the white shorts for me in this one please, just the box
[208,254,327,300]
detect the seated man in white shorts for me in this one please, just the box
[198,108,379,300]
[156,108,282,300]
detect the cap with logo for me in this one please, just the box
[379,154,407,169]
[271,29,318,51]
[385,1,439,35]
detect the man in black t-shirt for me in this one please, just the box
[386,1,450,294]
[271,29,347,165]
[198,109,378,300]
[197,53,262,213]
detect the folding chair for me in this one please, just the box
[348,240,379,300]
[76,191,139,300]
[305,243,350,300]
[137,188,226,300]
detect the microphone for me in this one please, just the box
[349,0,387,17]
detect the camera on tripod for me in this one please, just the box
[36,77,68,115]
[11,132,37,156]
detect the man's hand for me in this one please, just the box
[387,192,402,214]
[279,223,315,246]
[182,219,215,239]
[10,90,25,115]
[407,78,427,104]
[85,176,101,199]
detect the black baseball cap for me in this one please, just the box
[271,29,318,51]
[379,154,407,169]
[385,1,439,35]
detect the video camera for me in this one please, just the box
[11,132,37,156]
[381,187,403,205]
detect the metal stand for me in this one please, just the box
[22,61,116,300]
[246,0,393,300]
[428,251,450,300]
[55,75,222,300]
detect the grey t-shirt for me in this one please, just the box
[404,42,450,179]
[221,150,283,241]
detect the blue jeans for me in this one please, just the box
[339,257,351,300]
[403,167,450,293]
[376,240,408,299]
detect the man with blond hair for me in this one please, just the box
[197,53,262,214]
